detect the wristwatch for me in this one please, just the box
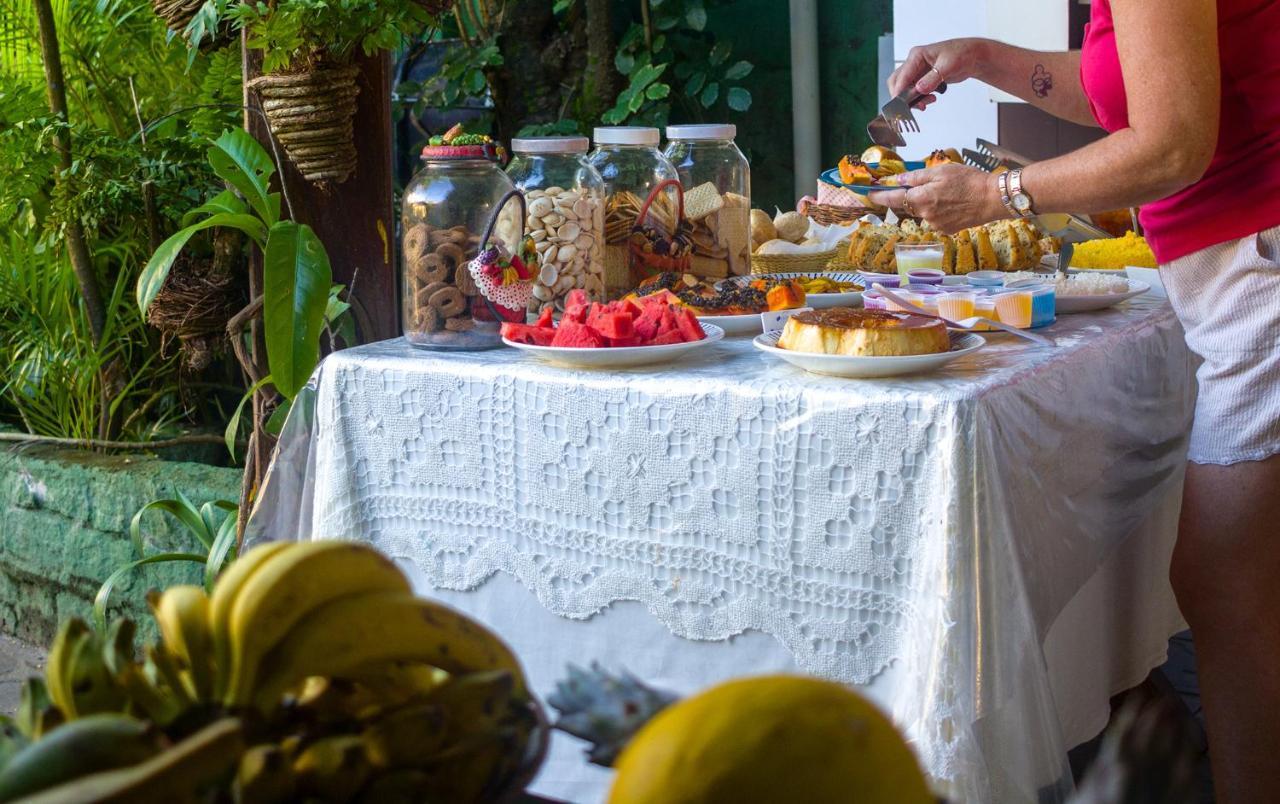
[1000,169,1035,218]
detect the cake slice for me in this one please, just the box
[848,225,892,267]
[938,234,957,274]
[953,230,977,274]
[1011,219,1043,268]
[988,222,1028,271]
[972,226,999,270]
[871,234,901,273]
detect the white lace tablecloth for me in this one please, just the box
[248,296,1196,803]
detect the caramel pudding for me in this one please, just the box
[776,308,949,357]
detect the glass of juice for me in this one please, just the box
[895,242,944,282]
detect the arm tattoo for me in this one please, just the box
[1031,64,1053,98]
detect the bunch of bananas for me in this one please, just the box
[0,541,544,803]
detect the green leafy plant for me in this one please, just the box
[139,128,333,403]
[226,0,432,72]
[94,494,239,630]
[602,0,753,127]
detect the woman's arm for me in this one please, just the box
[873,0,1221,233]
[890,39,1097,127]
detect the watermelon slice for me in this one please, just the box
[534,306,554,328]
[650,330,687,345]
[500,323,556,346]
[656,306,684,341]
[551,319,606,348]
[676,308,705,342]
[634,304,665,342]
[608,335,642,347]
[592,310,635,341]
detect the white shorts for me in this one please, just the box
[1161,225,1280,465]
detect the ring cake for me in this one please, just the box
[776,308,949,357]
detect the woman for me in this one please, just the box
[871,1,1280,800]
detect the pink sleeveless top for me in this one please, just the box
[1080,0,1280,263]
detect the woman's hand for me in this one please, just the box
[888,38,991,109]
[867,164,1007,234]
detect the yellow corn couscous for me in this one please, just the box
[1068,230,1157,269]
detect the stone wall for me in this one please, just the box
[0,446,241,646]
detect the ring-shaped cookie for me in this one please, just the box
[429,286,467,318]
[413,252,450,284]
[403,223,431,262]
[415,281,448,309]
[435,242,466,272]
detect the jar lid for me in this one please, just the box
[593,126,660,146]
[420,142,504,161]
[666,124,737,141]
[512,136,590,154]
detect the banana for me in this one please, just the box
[43,619,90,718]
[64,626,126,717]
[222,541,412,707]
[292,735,372,803]
[416,727,521,804]
[0,717,27,774]
[144,644,195,712]
[0,713,160,802]
[150,585,215,701]
[233,744,295,804]
[341,660,448,714]
[249,590,527,713]
[208,541,291,698]
[16,679,60,741]
[362,702,448,769]
[101,620,180,726]
[13,717,243,804]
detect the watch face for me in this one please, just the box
[1012,194,1032,213]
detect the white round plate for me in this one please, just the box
[1055,279,1150,313]
[504,323,725,369]
[730,272,864,309]
[753,331,985,378]
[696,313,762,336]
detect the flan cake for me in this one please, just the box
[776,308,949,357]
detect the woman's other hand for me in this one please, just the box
[867,164,1006,233]
[887,38,990,108]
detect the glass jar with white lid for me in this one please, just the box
[587,127,681,297]
[663,123,751,277]
[505,137,606,312]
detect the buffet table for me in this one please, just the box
[247,296,1196,803]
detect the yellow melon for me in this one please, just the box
[608,675,933,804]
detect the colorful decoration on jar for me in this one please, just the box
[468,239,536,323]
[423,123,507,163]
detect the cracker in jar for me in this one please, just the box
[456,263,479,297]
[445,316,475,332]
[429,286,466,318]
[415,281,448,309]
[684,182,725,222]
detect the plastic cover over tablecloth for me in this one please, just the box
[247,297,1195,802]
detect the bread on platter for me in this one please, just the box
[953,230,977,274]
[972,226,999,270]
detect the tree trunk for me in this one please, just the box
[483,0,573,141]
[32,0,108,346]
[580,0,617,123]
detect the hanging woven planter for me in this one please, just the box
[147,255,244,372]
[247,63,361,185]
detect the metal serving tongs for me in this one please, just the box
[867,83,948,147]
[872,283,1056,347]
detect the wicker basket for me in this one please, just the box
[248,62,361,185]
[750,248,839,276]
[805,203,866,227]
